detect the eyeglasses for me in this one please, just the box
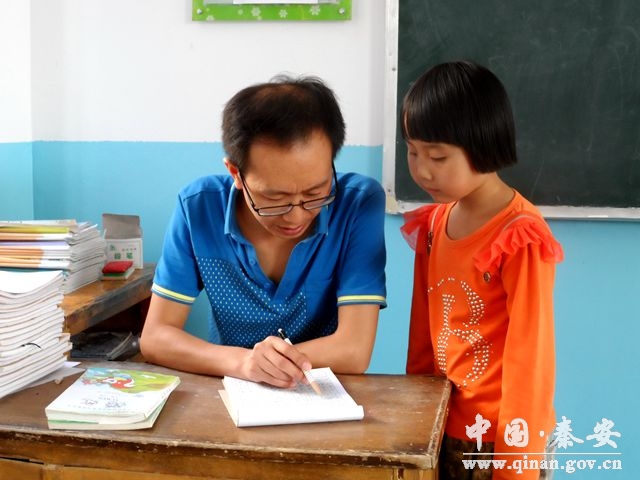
[239,164,338,217]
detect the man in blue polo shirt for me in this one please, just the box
[140,75,386,389]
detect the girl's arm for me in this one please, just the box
[406,241,436,374]
[493,243,558,479]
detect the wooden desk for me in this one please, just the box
[0,361,450,480]
[61,264,155,335]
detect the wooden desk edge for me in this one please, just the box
[426,378,451,468]
[0,430,438,472]
[61,263,155,335]
[0,367,450,473]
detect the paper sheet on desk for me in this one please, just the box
[25,361,83,389]
[219,367,364,427]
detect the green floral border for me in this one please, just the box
[192,1,351,21]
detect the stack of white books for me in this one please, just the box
[0,220,107,293]
[0,269,72,399]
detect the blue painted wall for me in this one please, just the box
[4,140,637,475]
[0,142,34,219]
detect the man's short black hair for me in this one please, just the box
[401,60,517,173]
[222,75,345,171]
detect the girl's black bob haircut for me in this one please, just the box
[401,60,518,173]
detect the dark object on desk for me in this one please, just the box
[71,331,140,361]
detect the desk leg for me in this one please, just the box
[395,468,435,480]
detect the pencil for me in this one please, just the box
[277,328,322,395]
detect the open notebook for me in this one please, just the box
[219,367,364,427]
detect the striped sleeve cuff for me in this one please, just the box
[151,283,197,305]
[337,294,387,307]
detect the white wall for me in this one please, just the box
[30,0,386,145]
[0,0,32,142]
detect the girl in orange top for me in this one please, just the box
[400,61,563,480]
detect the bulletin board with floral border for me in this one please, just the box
[192,1,351,21]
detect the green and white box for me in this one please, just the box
[102,213,143,269]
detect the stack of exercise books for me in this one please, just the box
[0,269,72,399]
[0,220,107,293]
[45,367,181,430]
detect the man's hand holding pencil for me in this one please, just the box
[237,327,320,392]
[277,328,322,395]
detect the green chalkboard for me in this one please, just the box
[385,0,640,218]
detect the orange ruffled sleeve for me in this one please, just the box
[400,204,440,251]
[474,216,564,273]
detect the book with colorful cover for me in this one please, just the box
[0,220,94,241]
[47,399,168,431]
[0,219,81,234]
[45,367,180,429]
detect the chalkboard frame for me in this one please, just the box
[382,0,640,220]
